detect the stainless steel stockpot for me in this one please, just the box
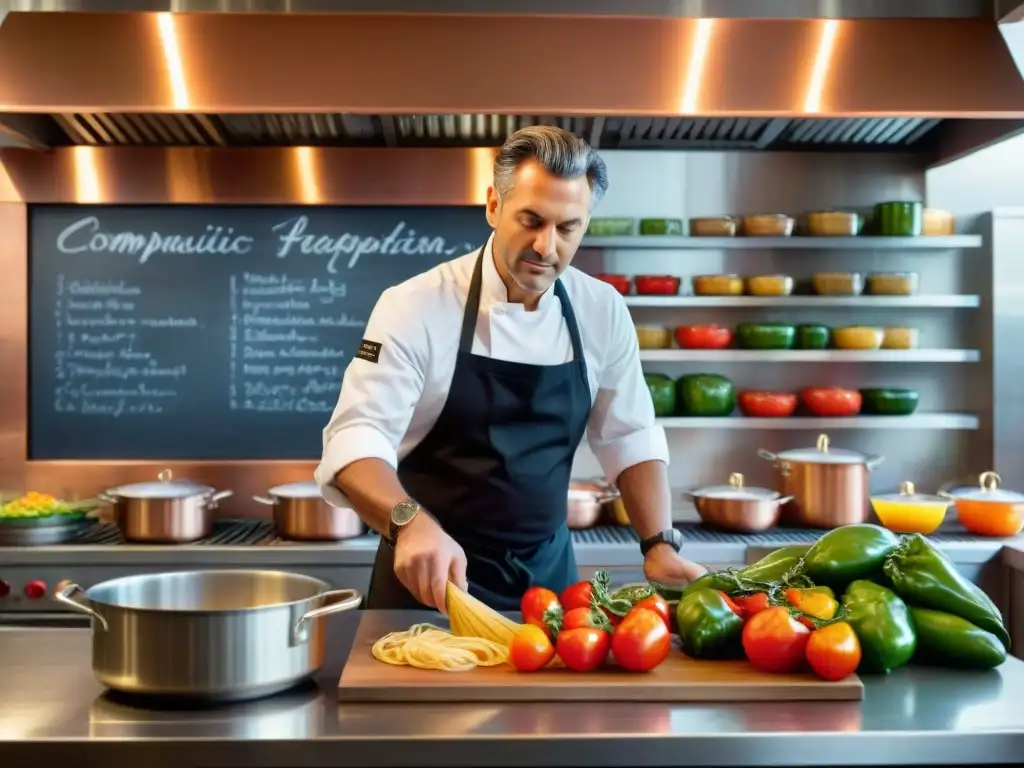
[253,481,365,541]
[99,469,232,543]
[54,569,362,701]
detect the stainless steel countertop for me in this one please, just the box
[3,611,1024,768]
[1,522,1014,568]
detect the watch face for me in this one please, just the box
[392,501,419,526]
[667,528,684,550]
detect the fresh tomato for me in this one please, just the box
[800,387,862,418]
[562,606,607,631]
[805,621,862,681]
[556,627,611,672]
[612,607,672,672]
[674,325,733,350]
[601,608,624,628]
[633,594,671,629]
[742,606,811,674]
[737,391,798,418]
[560,581,593,613]
[520,586,561,634]
[509,624,556,672]
[733,591,770,618]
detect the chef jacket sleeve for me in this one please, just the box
[315,286,427,504]
[585,289,670,483]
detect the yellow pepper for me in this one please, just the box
[786,587,838,621]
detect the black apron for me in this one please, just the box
[366,245,593,611]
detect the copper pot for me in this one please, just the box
[253,481,365,541]
[567,482,620,529]
[99,469,232,543]
[685,472,792,533]
[757,434,884,529]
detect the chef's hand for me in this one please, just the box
[393,512,468,612]
[643,544,707,586]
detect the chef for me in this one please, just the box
[315,125,706,612]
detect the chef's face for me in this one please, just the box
[486,158,591,305]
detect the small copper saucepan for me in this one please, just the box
[253,481,365,541]
[684,473,793,533]
[568,481,626,529]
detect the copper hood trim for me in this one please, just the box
[0,13,1023,117]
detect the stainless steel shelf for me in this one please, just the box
[639,349,981,363]
[582,235,983,250]
[625,295,980,308]
[657,414,979,429]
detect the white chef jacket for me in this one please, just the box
[315,238,669,507]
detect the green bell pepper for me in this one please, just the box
[644,373,677,418]
[738,544,811,584]
[859,388,919,416]
[842,580,916,674]
[802,524,899,591]
[909,607,1007,670]
[678,544,813,600]
[676,374,735,417]
[883,533,1010,650]
[736,323,797,351]
[675,588,745,659]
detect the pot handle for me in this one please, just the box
[252,495,276,506]
[53,582,108,631]
[757,449,778,462]
[865,455,885,471]
[97,493,119,504]
[207,490,234,508]
[291,588,362,645]
[773,496,795,506]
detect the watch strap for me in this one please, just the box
[640,528,683,557]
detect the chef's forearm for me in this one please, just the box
[334,458,413,535]
[615,460,673,539]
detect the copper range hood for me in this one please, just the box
[0,0,1022,165]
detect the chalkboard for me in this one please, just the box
[29,204,491,460]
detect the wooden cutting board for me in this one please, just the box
[337,612,863,703]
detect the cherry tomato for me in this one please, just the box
[632,594,671,629]
[560,581,593,613]
[520,586,561,633]
[742,606,811,674]
[556,627,611,672]
[509,624,556,672]
[805,622,862,681]
[737,391,798,418]
[612,607,671,672]
[733,592,770,618]
[563,606,606,631]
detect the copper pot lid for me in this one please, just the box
[107,469,216,499]
[944,472,1024,503]
[267,480,322,499]
[690,473,778,501]
[770,434,874,465]
[872,481,949,505]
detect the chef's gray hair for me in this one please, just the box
[493,125,608,210]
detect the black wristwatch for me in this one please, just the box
[640,527,684,557]
[387,499,421,549]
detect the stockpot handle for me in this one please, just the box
[757,449,778,462]
[252,495,276,506]
[53,582,108,631]
[291,588,362,645]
